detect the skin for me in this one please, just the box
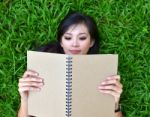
[18,24,123,117]
[60,24,94,55]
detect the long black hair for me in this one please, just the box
[39,12,100,54]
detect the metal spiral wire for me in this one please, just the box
[65,56,72,117]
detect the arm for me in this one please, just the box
[17,69,44,117]
[98,75,123,117]
[17,99,28,117]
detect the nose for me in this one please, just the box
[72,38,79,47]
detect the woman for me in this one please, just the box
[18,12,123,117]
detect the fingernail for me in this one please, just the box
[35,72,39,76]
[99,90,103,92]
[39,83,43,86]
[38,89,41,91]
[107,76,111,79]
[101,82,105,85]
[39,79,43,82]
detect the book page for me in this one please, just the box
[27,51,66,117]
[71,54,118,117]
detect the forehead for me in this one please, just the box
[65,24,89,35]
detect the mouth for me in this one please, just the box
[69,50,81,54]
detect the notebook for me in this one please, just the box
[27,51,118,117]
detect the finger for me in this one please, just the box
[104,80,123,88]
[98,89,121,103]
[106,75,120,81]
[23,69,39,77]
[99,80,123,93]
[101,79,123,88]
[19,82,44,88]
[101,79,117,85]
[19,76,44,83]
[19,86,41,92]
[99,89,119,96]
[116,80,123,89]
[98,85,123,93]
[98,85,117,92]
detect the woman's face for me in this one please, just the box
[61,24,94,55]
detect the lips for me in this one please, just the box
[69,50,81,54]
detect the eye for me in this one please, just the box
[79,37,87,40]
[64,37,71,40]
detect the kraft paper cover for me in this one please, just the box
[27,51,118,117]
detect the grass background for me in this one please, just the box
[0,0,150,116]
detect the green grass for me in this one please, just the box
[0,0,150,116]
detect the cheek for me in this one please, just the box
[81,41,92,49]
[61,39,70,48]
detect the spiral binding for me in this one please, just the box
[65,55,72,117]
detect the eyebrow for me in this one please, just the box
[65,33,87,35]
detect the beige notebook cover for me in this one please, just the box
[27,51,118,117]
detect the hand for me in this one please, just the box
[18,69,44,101]
[97,75,123,104]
